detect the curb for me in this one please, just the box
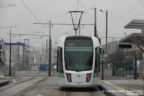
[100,81,127,96]
[0,80,10,87]
[97,85,116,96]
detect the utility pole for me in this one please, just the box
[94,8,97,37]
[49,21,52,76]
[23,39,30,70]
[33,21,52,76]
[46,39,48,74]
[9,29,12,76]
[23,44,25,70]
[18,42,20,70]
[27,40,30,70]
[105,10,108,69]
[2,26,17,75]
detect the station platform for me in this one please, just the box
[100,79,144,96]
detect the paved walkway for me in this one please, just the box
[0,77,45,96]
[101,80,144,96]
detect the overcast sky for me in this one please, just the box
[0,0,143,48]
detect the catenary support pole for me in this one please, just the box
[105,10,108,69]
[9,29,12,76]
[94,8,97,37]
[49,21,52,76]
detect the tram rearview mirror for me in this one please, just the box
[119,43,132,48]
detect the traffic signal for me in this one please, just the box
[100,48,104,55]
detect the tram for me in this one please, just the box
[56,36,102,87]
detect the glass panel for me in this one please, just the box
[95,48,100,72]
[57,47,63,72]
[65,37,93,71]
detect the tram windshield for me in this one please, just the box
[65,37,93,71]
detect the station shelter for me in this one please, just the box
[120,19,144,78]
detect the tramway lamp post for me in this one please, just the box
[100,9,108,69]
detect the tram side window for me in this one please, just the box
[94,48,100,72]
[57,47,63,72]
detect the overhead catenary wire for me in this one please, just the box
[8,33,49,37]
[79,0,93,19]
[112,0,143,18]
[21,0,41,23]
[77,0,79,10]
[35,26,46,33]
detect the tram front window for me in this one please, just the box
[65,37,93,71]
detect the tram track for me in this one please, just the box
[0,76,36,92]
[60,86,108,96]
[16,77,47,96]
[0,76,46,96]
[11,76,115,96]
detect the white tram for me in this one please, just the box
[56,36,101,87]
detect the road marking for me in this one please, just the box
[102,80,138,96]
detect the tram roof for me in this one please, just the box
[65,36,93,39]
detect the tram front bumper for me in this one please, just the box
[65,82,97,87]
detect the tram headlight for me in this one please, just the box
[66,73,72,82]
[86,73,92,82]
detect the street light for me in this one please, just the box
[100,9,108,69]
